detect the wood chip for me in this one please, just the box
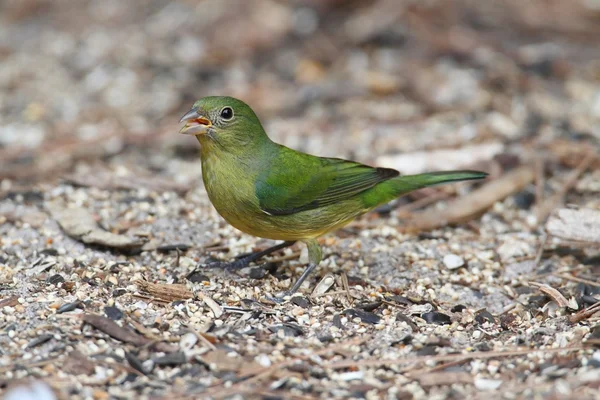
[546,208,600,243]
[528,282,569,308]
[202,349,242,372]
[197,292,223,318]
[135,280,193,302]
[569,302,600,324]
[0,296,19,308]
[63,350,96,376]
[82,313,176,353]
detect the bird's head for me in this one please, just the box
[179,96,269,151]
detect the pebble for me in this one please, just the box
[443,254,465,269]
[474,378,503,391]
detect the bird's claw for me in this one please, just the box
[264,291,295,304]
[200,259,250,271]
[186,259,251,282]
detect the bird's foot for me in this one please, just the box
[186,258,252,282]
[264,290,295,304]
[204,258,251,271]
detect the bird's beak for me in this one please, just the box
[179,108,212,135]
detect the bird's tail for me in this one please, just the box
[392,170,488,192]
[364,170,487,208]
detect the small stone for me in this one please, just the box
[443,254,465,270]
[474,378,503,391]
[179,332,198,351]
[249,267,268,279]
[421,311,452,325]
[484,112,519,139]
[343,309,380,324]
[104,306,124,320]
[290,296,310,308]
[451,304,467,313]
[112,288,127,297]
[336,370,364,381]
[92,389,110,400]
[57,302,83,314]
[255,353,271,367]
[46,274,65,286]
[187,272,210,283]
[4,381,56,400]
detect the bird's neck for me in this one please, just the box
[197,134,276,164]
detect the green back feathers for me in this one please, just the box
[256,152,398,215]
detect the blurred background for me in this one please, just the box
[1,4,600,397]
[1,0,599,189]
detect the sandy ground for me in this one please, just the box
[1,1,600,399]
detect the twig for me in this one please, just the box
[570,302,600,324]
[535,155,545,208]
[395,190,450,217]
[131,293,170,304]
[81,313,177,353]
[312,290,349,299]
[255,391,317,400]
[325,345,588,370]
[196,331,218,351]
[554,273,600,288]
[405,357,472,377]
[341,273,352,302]
[528,282,569,308]
[534,233,548,267]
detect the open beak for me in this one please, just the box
[179,108,212,135]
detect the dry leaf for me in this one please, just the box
[546,208,600,243]
[47,201,144,249]
[82,314,176,353]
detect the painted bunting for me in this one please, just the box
[179,96,487,299]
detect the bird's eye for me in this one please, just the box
[220,107,234,120]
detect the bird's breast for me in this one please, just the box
[199,150,369,241]
[200,153,266,234]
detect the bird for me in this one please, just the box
[179,96,487,299]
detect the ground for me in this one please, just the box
[1,1,600,399]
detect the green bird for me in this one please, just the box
[179,96,487,299]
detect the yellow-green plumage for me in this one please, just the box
[180,96,487,297]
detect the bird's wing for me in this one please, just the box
[255,151,399,216]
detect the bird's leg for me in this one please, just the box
[272,239,322,300]
[280,262,319,297]
[202,241,296,271]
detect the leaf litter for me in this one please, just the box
[1,1,600,399]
